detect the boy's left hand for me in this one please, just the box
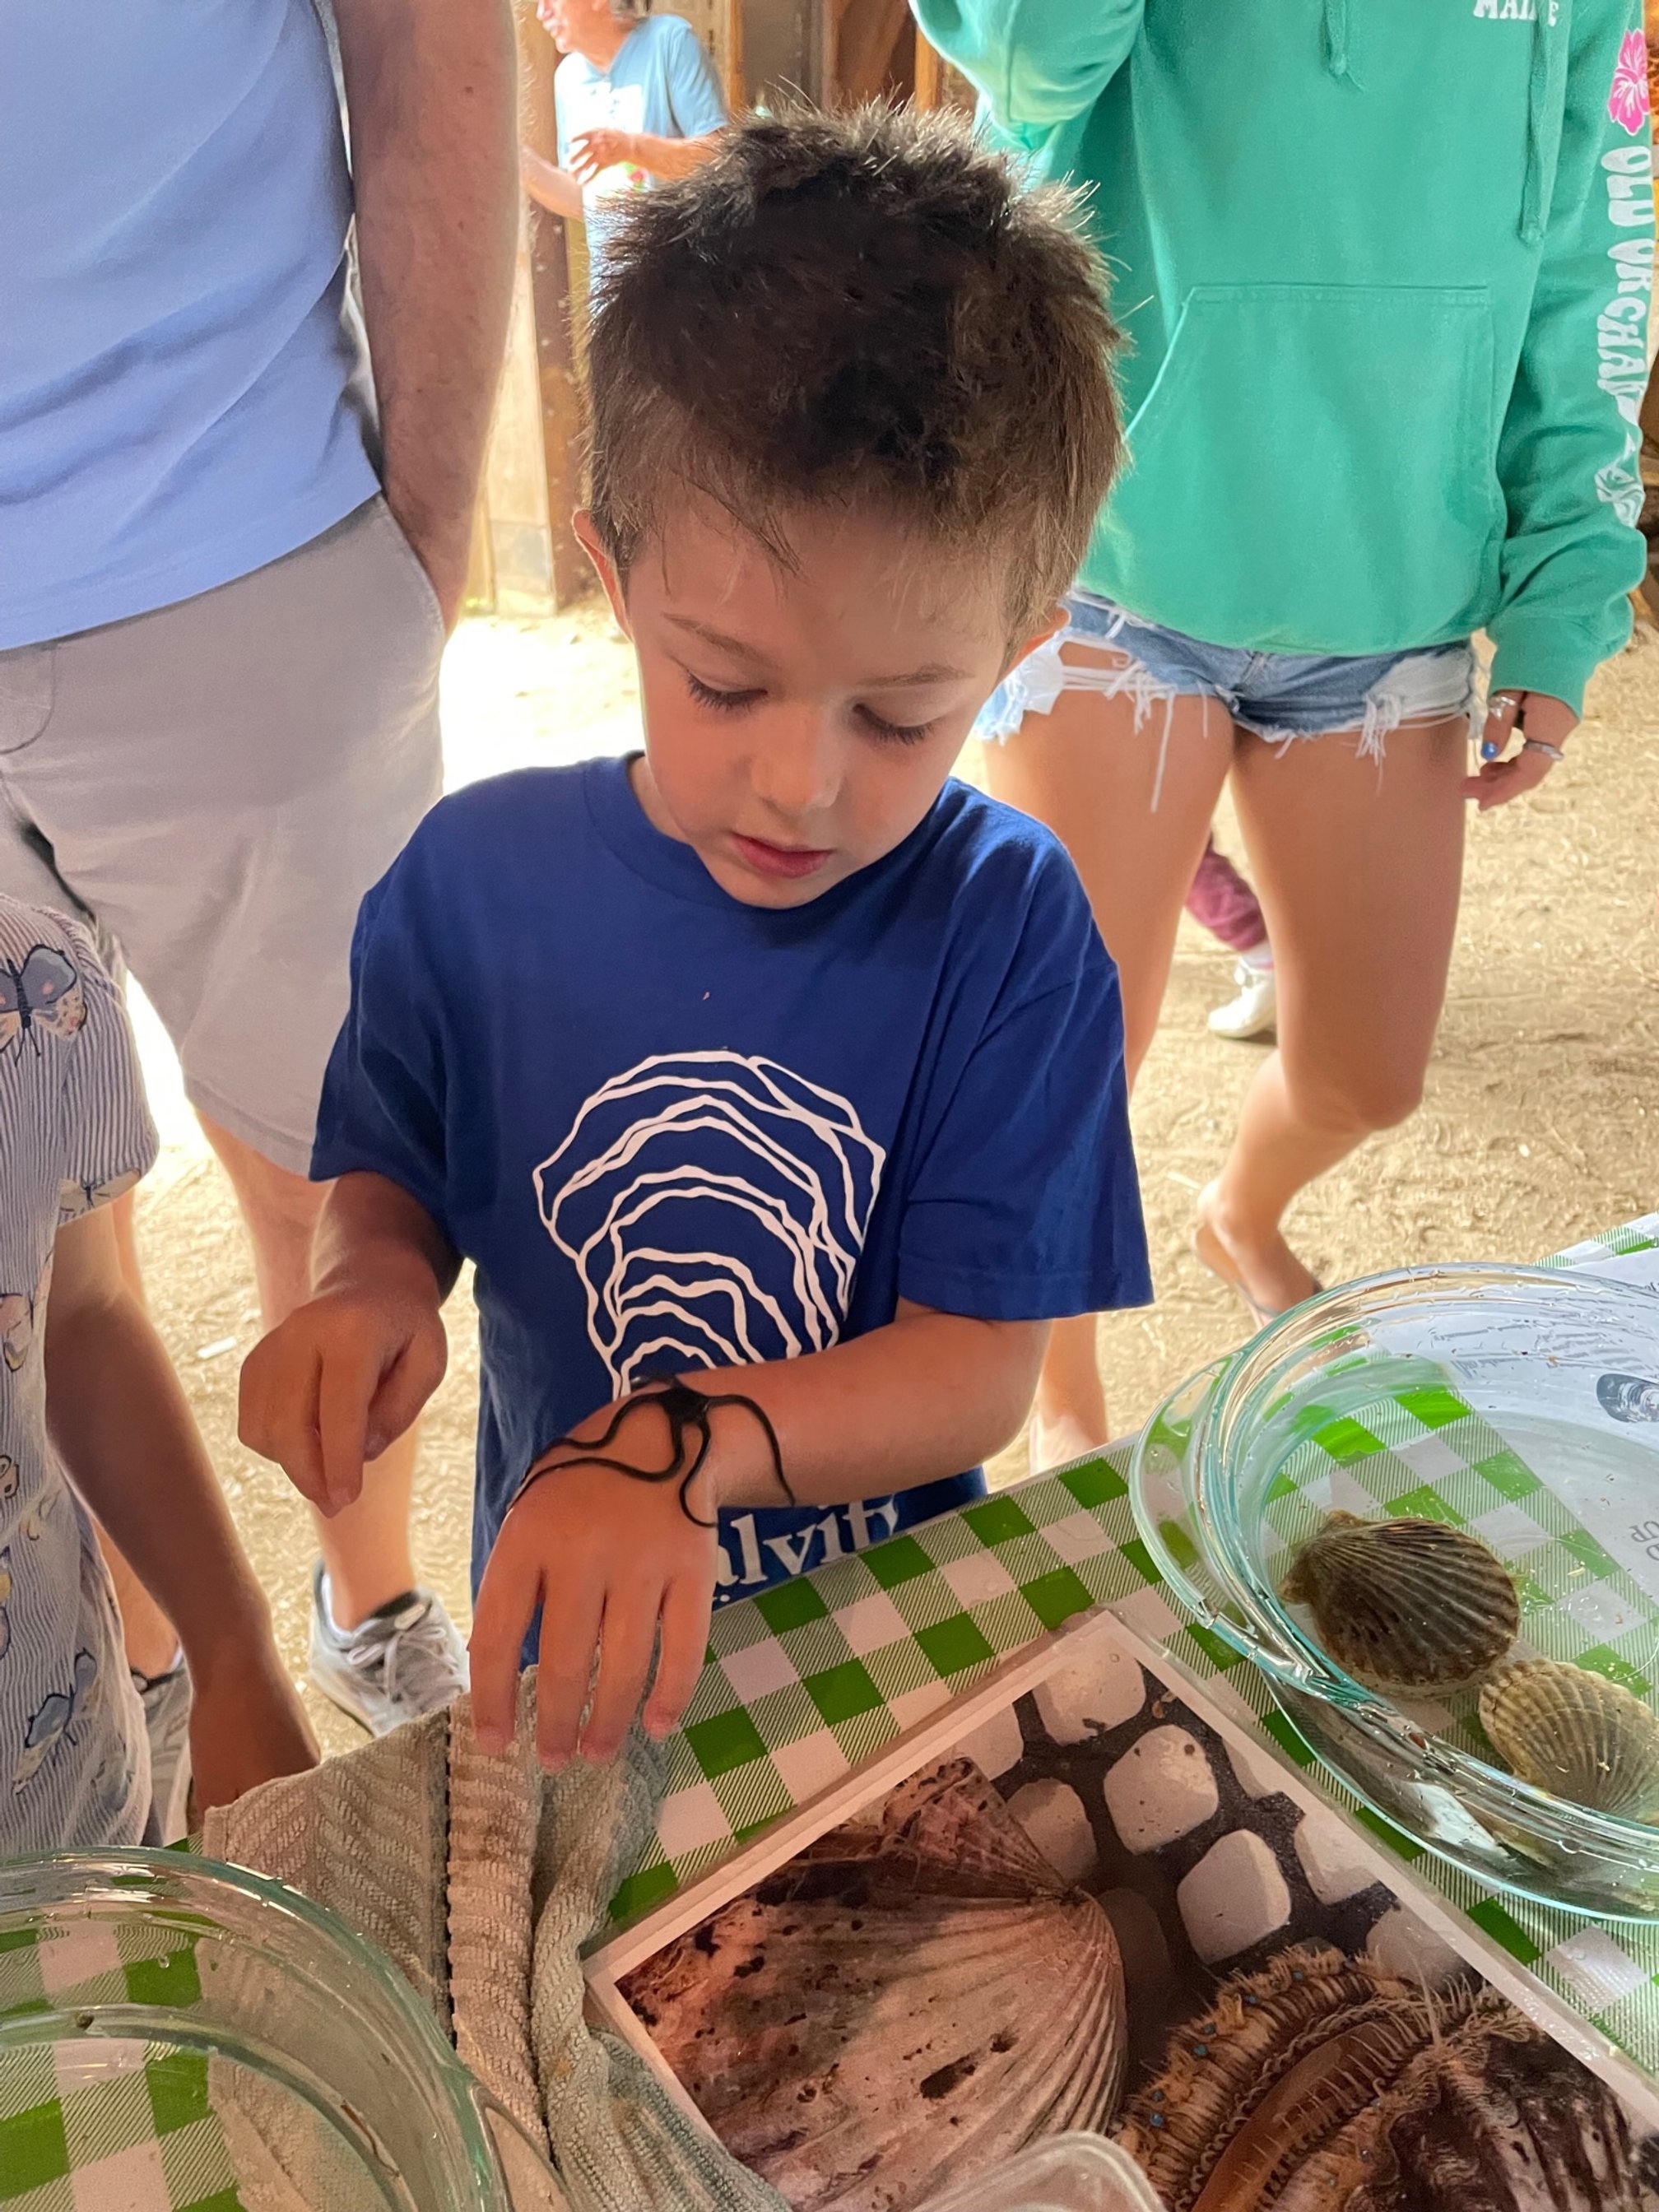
[187,1653,318,1816]
[468,1410,723,1769]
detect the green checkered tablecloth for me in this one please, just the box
[612,1214,1659,2088]
[4,1215,1658,2206]
[0,1919,244,2211]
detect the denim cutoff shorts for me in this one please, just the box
[978,589,1475,761]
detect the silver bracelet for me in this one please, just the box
[1522,737,1565,763]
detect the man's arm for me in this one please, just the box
[565,126,723,187]
[46,1210,318,1811]
[617,128,723,182]
[334,0,519,625]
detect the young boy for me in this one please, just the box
[239,109,1150,1770]
[0,896,314,1851]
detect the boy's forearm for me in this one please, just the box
[312,1171,461,1306]
[46,1291,274,1675]
[692,1304,1048,1508]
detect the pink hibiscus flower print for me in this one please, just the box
[1608,30,1651,136]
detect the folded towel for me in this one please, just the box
[204,1676,785,2212]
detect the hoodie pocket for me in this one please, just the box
[1101,285,1501,653]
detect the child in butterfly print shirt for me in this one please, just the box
[0,894,314,1850]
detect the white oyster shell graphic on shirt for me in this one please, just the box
[534,1052,886,1394]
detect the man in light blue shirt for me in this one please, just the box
[0,0,518,1749]
[521,0,729,286]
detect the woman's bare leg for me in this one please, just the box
[985,657,1232,1463]
[1197,718,1468,1313]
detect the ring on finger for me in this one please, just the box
[1522,738,1564,763]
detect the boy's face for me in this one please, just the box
[579,501,1056,910]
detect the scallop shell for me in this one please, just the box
[1479,1661,1659,1821]
[621,1759,1126,2212]
[1116,1944,1655,2212]
[1280,1512,1518,1693]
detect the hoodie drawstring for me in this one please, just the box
[1322,0,1355,85]
[1520,0,1570,244]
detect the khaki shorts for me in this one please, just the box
[0,496,443,1175]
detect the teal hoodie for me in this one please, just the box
[914,0,1653,712]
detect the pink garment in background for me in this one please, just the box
[1185,837,1267,952]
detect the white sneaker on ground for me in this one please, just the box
[1208,958,1277,1041]
[308,1562,469,1736]
[134,1659,193,1843]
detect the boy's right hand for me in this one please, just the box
[239,1278,447,1515]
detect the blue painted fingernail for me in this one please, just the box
[1481,739,1498,760]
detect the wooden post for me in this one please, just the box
[514,0,588,606]
[913,26,941,110]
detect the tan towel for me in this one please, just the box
[205,1678,784,2212]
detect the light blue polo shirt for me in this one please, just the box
[0,0,380,651]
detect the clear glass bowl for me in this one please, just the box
[1130,1264,1659,1920]
[0,1850,566,2210]
[916,2135,1164,2212]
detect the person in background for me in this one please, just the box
[924,0,1650,1456]
[0,895,314,1850]
[1,0,518,1767]
[1187,839,1276,1043]
[520,0,728,283]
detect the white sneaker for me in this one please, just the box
[1208,959,1277,1041]
[309,1563,469,1736]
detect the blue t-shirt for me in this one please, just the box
[313,760,1150,1605]
[554,14,728,285]
[0,0,378,650]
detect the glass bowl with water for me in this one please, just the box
[0,1850,568,2210]
[1130,1265,1659,1919]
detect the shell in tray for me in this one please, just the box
[1119,1944,1659,2212]
[601,1620,1659,2210]
[623,1760,1126,2212]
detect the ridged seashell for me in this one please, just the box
[1280,1512,1518,1693]
[1479,1661,1659,1821]
[1116,1944,1654,2212]
[621,1759,1126,2212]
[1116,1944,1478,2211]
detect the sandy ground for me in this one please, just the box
[126,602,1659,1754]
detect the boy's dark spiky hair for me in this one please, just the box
[585,105,1121,633]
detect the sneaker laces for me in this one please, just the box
[345,1594,463,1714]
